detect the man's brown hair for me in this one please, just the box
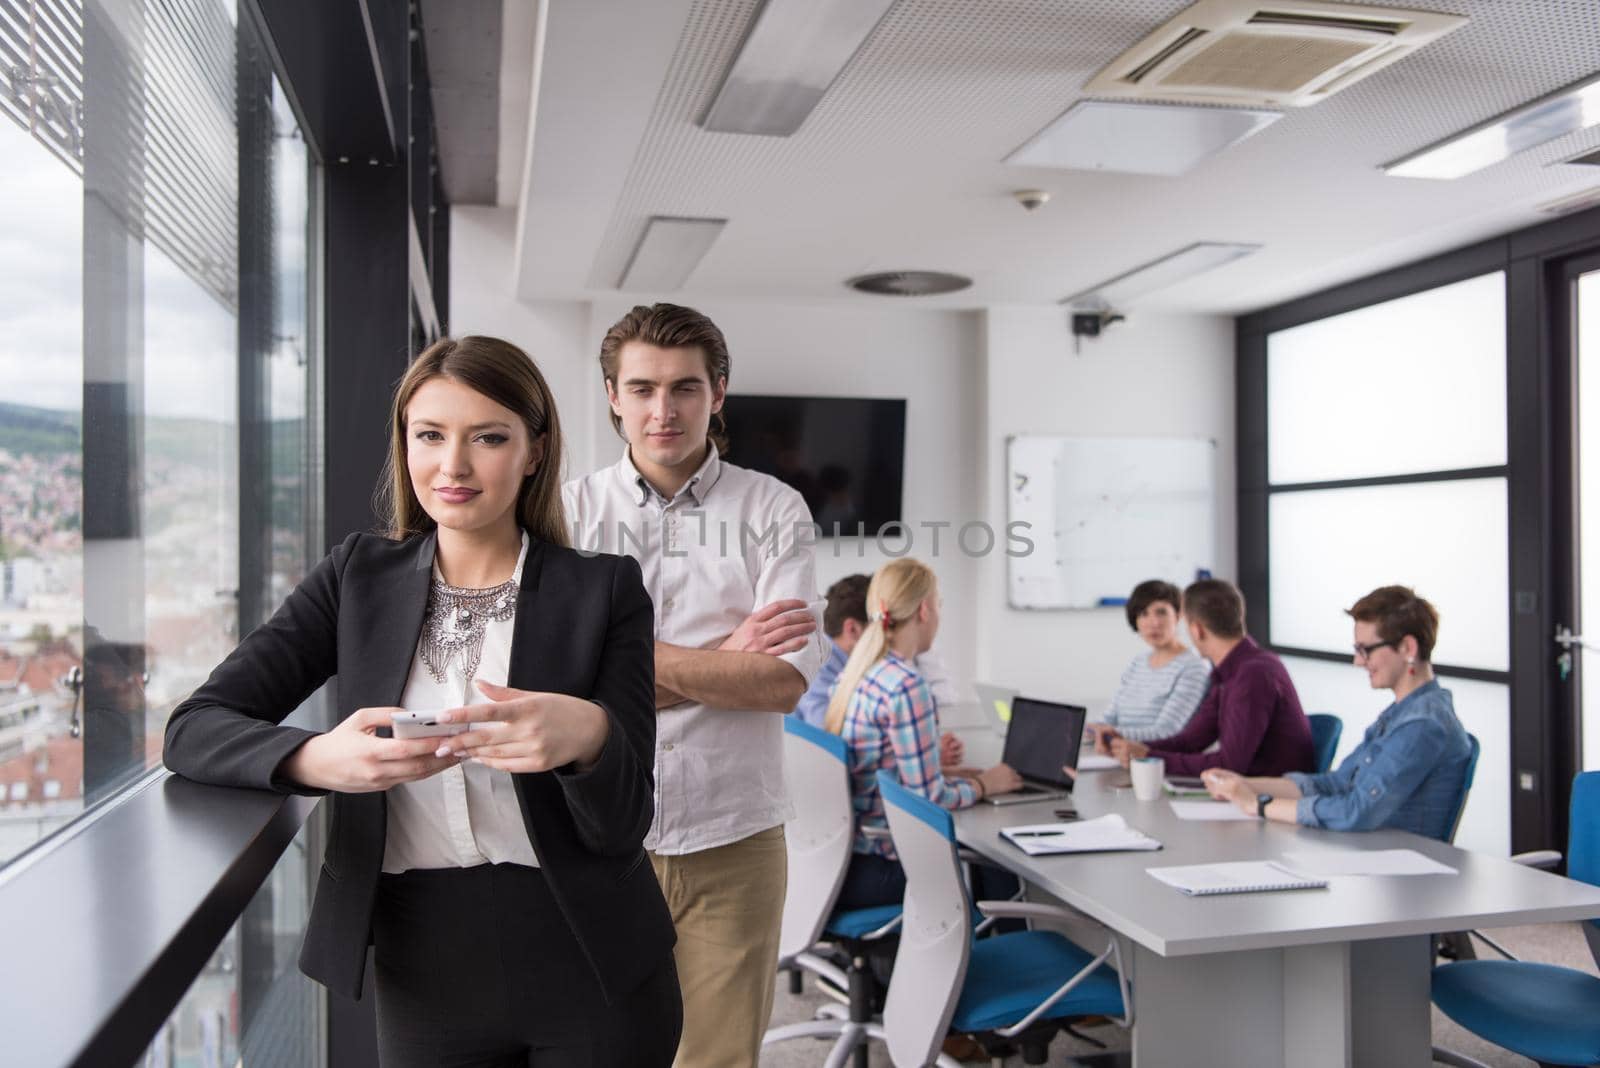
[598,303,731,453]
[823,574,871,638]
[1347,585,1439,662]
[1181,579,1246,639]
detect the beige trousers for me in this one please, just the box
[650,825,787,1068]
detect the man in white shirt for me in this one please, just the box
[564,303,823,1068]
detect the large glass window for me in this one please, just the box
[1269,479,1509,671]
[0,0,318,868]
[1264,271,1510,853]
[139,825,323,1068]
[1267,272,1507,485]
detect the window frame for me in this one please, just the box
[1238,207,1600,854]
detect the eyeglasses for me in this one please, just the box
[1352,639,1398,661]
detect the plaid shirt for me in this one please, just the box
[841,652,978,859]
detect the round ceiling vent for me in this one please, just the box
[847,270,972,296]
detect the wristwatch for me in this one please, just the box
[1256,793,1273,818]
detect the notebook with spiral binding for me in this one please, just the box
[1146,860,1328,896]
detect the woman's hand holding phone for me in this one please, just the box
[434,681,610,773]
[279,706,463,792]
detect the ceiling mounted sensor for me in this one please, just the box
[848,271,972,297]
[1007,100,1280,176]
[699,0,896,137]
[618,217,727,291]
[1083,0,1466,109]
[1063,242,1261,309]
[1384,73,1600,180]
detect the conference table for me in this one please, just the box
[946,721,1600,1068]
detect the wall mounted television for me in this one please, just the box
[720,394,907,537]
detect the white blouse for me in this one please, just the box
[382,533,540,873]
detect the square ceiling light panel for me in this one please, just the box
[1006,99,1281,176]
[617,217,727,291]
[699,0,896,136]
[1384,71,1600,180]
[1062,242,1262,308]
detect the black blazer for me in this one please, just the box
[163,530,674,1003]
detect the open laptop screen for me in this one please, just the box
[1002,697,1087,788]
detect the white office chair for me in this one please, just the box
[763,717,902,1067]
[878,770,1132,1067]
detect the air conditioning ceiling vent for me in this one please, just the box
[1085,0,1466,108]
[847,271,972,297]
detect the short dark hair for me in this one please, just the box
[598,303,731,453]
[1181,579,1246,639]
[1347,585,1439,662]
[823,574,870,638]
[1126,579,1182,631]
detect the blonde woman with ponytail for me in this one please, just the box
[826,559,1022,910]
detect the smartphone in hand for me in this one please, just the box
[390,710,469,739]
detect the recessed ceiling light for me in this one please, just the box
[700,0,895,137]
[1383,71,1600,180]
[1062,243,1261,308]
[1559,144,1600,168]
[1007,100,1281,176]
[617,217,726,291]
[1537,186,1600,217]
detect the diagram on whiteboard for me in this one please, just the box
[1007,435,1216,610]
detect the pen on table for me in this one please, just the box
[1009,830,1070,838]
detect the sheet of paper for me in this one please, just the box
[1076,753,1120,771]
[1001,813,1162,855]
[1147,861,1326,896]
[1280,848,1458,877]
[1169,800,1257,821]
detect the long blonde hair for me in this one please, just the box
[824,558,938,734]
[378,335,570,547]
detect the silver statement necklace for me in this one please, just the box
[420,574,519,692]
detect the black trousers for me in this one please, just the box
[371,863,682,1068]
[837,851,908,911]
[838,850,1025,927]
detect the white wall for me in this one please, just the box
[976,307,1236,712]
[449,206,595,479]
[450,208,1238,713]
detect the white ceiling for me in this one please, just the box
[512,0,1600,315]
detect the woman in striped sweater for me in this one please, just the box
[1086,579,1211,753]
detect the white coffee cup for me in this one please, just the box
[1130,757,1165,801]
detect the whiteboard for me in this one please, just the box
[1007,436,1216,610]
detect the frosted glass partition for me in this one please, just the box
[1268,478,1509,670]
[1280,655,1509,857]
[1267,272,1506,485]
[1582,271,1600,773]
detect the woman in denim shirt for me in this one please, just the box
[1200,586,1472,839]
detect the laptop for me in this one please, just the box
[986,696,1087,806]
[972,682,1021,737]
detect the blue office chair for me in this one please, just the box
[1307,712,1343,774]
[1445,734,1482,846]
[762,717,902,1067]
[1431,771,1600,1068]
[875,769,1131,1066]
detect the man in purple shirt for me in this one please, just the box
[1108,579,1313,777]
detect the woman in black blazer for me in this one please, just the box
[164,336,679,1066]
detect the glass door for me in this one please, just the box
[1572,259,1600,774]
